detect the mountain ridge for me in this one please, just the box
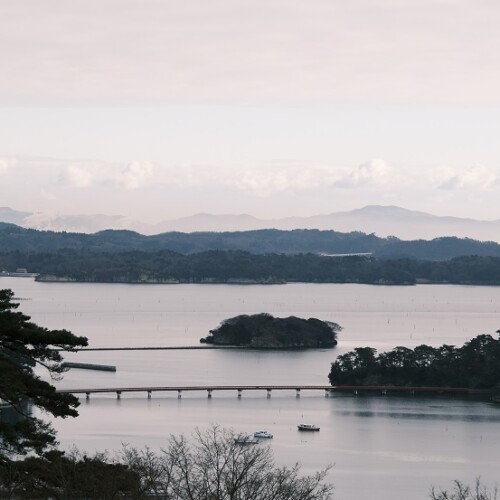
[2,222,500,261]
[1,205,500,242]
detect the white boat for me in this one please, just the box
[234,434,258,444]
[297,423,320,431]
[254,430,273,439]
[0,269,39,278]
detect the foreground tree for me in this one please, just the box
[121,425,334,500]
[0,449,141,499]
[1,426,334,499]
[431,478,498,500]
[0,289,88,461]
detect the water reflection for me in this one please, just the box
[335,409,500,422]
[331,395,500,421]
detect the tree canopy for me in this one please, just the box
[4,248,500,285]
[329,333,500,389]
[201,313,341,348]
[0,289,88,461]
[3,222,500,260]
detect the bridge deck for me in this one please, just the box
[56,385,490,396]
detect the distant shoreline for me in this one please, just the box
[2,275,499,286]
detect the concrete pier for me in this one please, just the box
[63,362,116,372]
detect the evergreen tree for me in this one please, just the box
[0,289,87,461]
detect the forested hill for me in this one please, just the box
[2,222,500,260]
[2,251,500,285]
[329,334,500,389]
[201,313,341,348]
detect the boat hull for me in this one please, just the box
[297,424,320,431]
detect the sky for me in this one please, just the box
[1,0,500,223]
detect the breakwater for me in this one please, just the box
[62,362,117,372]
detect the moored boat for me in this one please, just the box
[297,423,320,431]
[234,434,258,444]
[254,430,273,439]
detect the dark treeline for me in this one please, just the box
[2,222,500,260]
[2,250,500,285]
[329,334,500,389]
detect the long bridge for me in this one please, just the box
[56,385,493,400]
[59,346,241,351]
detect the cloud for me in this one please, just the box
[63,162,155,190]
[437,164,499,190]
[65,165,96,188]
[227,165,344,196]
[0,157,16,174]
[213,160,403,196]
[334,159,396,189]
[40,188,57,201]
[116,161,154,190]
[2,1,500,105]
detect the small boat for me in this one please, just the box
[297,423,320,431]
[254,430,273,439]
[234,434,258,445]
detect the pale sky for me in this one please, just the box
[1,0,500,222]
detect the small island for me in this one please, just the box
[200,313,341,348]
[329,332,500,391]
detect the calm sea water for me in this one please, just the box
[3,277,500,499]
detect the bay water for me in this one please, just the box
[3,277,500,499]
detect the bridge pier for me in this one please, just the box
[116,391,121,400]
[267,389,272,398]
[325,389,330,397]
[237,389,242,398]
[207,389,212,398]
[177,390,182,399]
[296,388,301,398]
[147,390,152,399]
[86,392,90,400]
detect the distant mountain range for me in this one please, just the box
[1,205,500,243]
[2,221,500,261]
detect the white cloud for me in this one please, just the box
[227,165,344,196]
[334,159,396,189]
[40,188,57,201]
[65,165,96,188]
[2,154,500,222]
[223,160,401,196]
[0,157,16,174]
[14,157,500,201]
[59,159,408,197]
[438,164,499,190]
[116,161,154,190]
[63,162,155,190]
